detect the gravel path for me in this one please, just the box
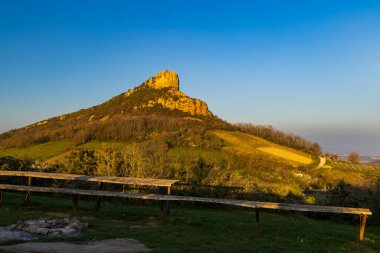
[0,238,150,253]
[317,157,326,168]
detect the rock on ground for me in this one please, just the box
[0,238,150,253]
[0,228,34,241]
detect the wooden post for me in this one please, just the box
[72,194,79,212]
[160,200,170,217]
[165,200,170,216]
[255,208,260,229]
[359,214,367,241]
[160,200,164,216]
[0,189,3,206]
[24,176,32,205]
[165,186,171,216]
[95,182,103,211]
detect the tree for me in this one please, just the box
[347,152,360,164]
[96,147,125,176]
[67,149,97,175]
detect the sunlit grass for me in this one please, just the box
[168,147,226,161]
[257,147,313,164]
[212,130,313,166]
[0,141,73,160]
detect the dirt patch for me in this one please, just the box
[45,212,71,218]
[0,238,150,253]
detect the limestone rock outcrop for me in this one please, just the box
[126,70,212,116]
[145,70,179,90]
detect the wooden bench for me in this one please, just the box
[0,171,372,241]
[0,170,178,212]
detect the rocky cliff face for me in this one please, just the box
[125,70,212,116]
[145,70,179,90]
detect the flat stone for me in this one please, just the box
[59,228,76,236]
[0,218,87,241]
[48,231,61,237]
[35,228,49,235]
[0,228,34,242]
[23,225,41,234]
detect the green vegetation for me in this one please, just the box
[0,83,320,160]
[0,130,378,211]
[330,160,380,177]
[0,141,73,160]
[0,192,379,252]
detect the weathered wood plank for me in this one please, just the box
[0,184,372,215]
[0,171,178,187]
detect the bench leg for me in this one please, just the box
[166,186,171,215]
[255,208,260,229]
[160,200,170,217]
[96,196,101,211]
[0,189,3,206]
[24,177,32,206]
[96,182,103,211]
[359,214,367,241]
[72,194,79,212]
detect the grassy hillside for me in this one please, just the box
[212,130,314,166]
[0,141,74,160]
[2,129,379,216]
[1,130,378,193]
[0,192,379,252]
[0,130,314,167]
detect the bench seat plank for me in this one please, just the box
[0,171,178,187]
[0,184,371,215]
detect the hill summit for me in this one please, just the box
[125,70,211,116]
[145,70,179,90]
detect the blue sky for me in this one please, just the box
[0,0,379,155]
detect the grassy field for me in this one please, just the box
[167,147,226,161]
[257,147,313,164]
[0,141,74,160]
[0,192,379,252]
[212,130,314,166]
[330,160,380,177]
[0,130,315,169]
[0,141,132,165]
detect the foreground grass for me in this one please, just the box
[0,192,379,252]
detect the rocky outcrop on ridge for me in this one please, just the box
[125,70,212,116]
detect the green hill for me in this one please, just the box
[0,70,379,213]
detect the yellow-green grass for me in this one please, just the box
[257,147,313,164]
[0,141,133,164]
[44,141,133,165]
[0,141,74,160]
[168,147,226,161]
[330,160,380,177]
[79,141,131,151]
[212,130,313,166]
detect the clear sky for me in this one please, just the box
[0,0,379,155]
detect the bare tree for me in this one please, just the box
[347,152,360,164]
